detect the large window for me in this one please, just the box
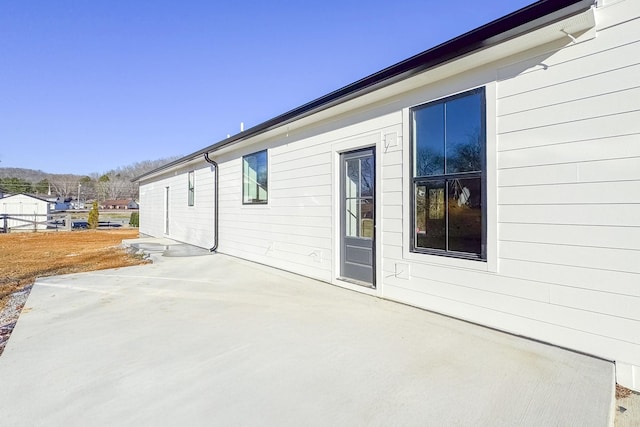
[411,88,486,260]
[188,171,195,206]
[243,150,268,204]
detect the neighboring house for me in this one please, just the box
[54,198,72,211]
[100,199,139,209]
[0,193,52,231]
[134,0,640,391]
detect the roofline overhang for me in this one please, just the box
[0,193,52,203]
[134,0,594,182]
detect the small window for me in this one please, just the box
[411,88,486,260]
[243,150,268,204]
[188,171,195,206]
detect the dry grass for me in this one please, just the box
[0,229,149,311]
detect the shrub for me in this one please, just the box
[88,201,99,229]
[129,211,139,227]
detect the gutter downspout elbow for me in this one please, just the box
[204,152,219,252]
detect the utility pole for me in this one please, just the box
[77,183,81,209]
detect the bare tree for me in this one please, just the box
[48,174,79,199]
[99,156,180,200]
[103,174,132,200]
[96,174,110,201]
[0,155,179,200]
[78,176,96,200]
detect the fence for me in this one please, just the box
[0,213,72,233]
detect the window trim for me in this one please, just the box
[242,150,268,205]
[409,87,487,261]
[187,170,195,206]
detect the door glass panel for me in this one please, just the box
[415,180,446,250]
[345,197,359,237]
[344,155,374,239]
[360,199,374,238]
[346,159,359,199]
[447,177,482,254]
[360,157,374,197]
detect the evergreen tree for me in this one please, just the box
[34,179,50,195]
[129,212,139,227]
[88,201,99,229]
[0,177,33,193]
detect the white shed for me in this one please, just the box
[135,0,640,392]
[0,193,52,232]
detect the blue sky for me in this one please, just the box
[0,0,534,175]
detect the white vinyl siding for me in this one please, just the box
[139,163,214,249]
[492,2,640,375]
[215,114,398,283]
[218,141,333,281]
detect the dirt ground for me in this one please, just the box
[0,229,149,312]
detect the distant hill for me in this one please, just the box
[0,167,73,182]
[0,156,180,200]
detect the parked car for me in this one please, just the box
[71,221,89,229]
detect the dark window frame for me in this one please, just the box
[187,170,195,206]
[242,150,268,205]
[409,87,487,261]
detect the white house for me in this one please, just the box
[135,0,640,391]
[0,193,52,231]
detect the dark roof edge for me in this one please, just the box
[1,193,52,203]
[134,0,593,182]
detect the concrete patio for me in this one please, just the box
[0,250,615,426]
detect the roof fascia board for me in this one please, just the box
[1,193,50,203]
[136,156,207,183]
